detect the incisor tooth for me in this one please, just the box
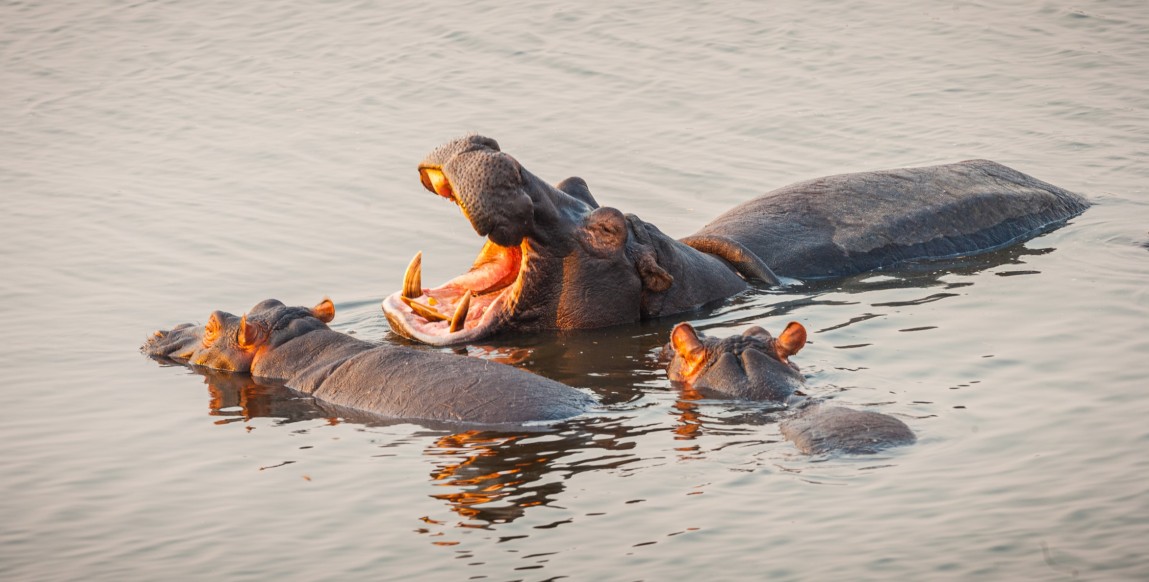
[402,251,423,299]
[449,292,472,333]
[401,295,448,322]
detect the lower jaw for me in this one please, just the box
[385,240,529,346]
[381,290,506,346]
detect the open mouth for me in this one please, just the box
[381,167,527,345]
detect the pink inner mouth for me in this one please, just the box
[384,242,524,342]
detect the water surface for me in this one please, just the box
[3,1,1148,580]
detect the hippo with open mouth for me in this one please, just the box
[144,298,594,425]
[383,135,1088,345]
[666,321,916,455]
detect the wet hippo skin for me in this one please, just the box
[384,134,1089,345]
[144,298,594,425]
[666,321,916,455]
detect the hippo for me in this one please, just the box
[383,135,1089,345]
[666,321,916,455]
[143,298,594,425]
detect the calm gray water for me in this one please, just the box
[3,1,1148,580]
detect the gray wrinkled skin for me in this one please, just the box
[667,324,915,455]
[391,135,1089,345]
[435,134,749,322]
[421,135,536,248]
[686,159,1091,279]
[385,135,751,344]
[144,299,594,425]
[780,405,917,455]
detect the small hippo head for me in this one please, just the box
[666,321,808,402]
[383,134,682,346]
[143,298,335,372]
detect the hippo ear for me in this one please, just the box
[635,249,673,293]
[237,315,268,350]
[742,325,773,341]
[312,298,335,323]
[203,312,224,346]
[671,322,708,376]
[622,214,674,293]
[775,322,807,362]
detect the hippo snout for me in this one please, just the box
[141,323,202,361]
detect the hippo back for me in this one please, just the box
[254,329,593,425]
[780,404,916,455]
[689,160,1089,279]
[306,346,594,424]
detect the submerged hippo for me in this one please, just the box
[666,321,916,455]
[143,298,593,425]
[383,135,1089,345]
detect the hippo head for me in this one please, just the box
[142,298,335,372]
[382,135,677,345]
[666,321,808,402]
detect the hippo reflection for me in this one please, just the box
[182,366,391,426]
[160,366,641,528]
[143,298,594,425]
[666,321,916,455]
[384,134,1088,345]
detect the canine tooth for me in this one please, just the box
[401,295,448,322]
[402,251,423,299]
[449,292,472,333]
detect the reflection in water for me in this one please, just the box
[871,292,961,307]
[435,323,675,406]
[177,366,654,531]
[424,430,566,526]
[194,367,341,426]
[672,385,704,441]
[418,415,662,532]
[816,313,884,334]
[830,243,1056,294]
[666,381,791,454]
